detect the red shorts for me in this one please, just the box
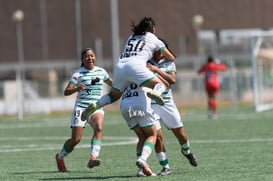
[205,83,219,94]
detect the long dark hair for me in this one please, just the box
[131,17,155,35]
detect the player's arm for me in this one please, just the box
[105,77,113,87]
[147,63,176,85]
[217,63,227,71]
[160,47,175,61]
[197,65,206,74]
[157,73,171,88]
[64,82,86,96]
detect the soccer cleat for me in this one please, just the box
[81,102,99,121]
[212,114,218,120]
[136,159,155,176]
[208,111,218,120]
[182,152,198,167]
[55,153,67,172]
[136,168,156,177]
[87,156,101,169]
[147,90,165,106]
[158,167,171,176]
[136,168,146,177]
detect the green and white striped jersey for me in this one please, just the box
[148,59,176,104]
[69,66,110,109]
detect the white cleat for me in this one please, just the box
[147,90,165,106]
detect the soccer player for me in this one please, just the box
[81,17,175,121]
[147,48,198,174]
[120,84,159,176]
[197,55,227,119]
[55,48,112,172]
[135,115,170,177]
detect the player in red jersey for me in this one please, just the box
[198,55,227,119]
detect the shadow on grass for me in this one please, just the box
[13,171,136,180]
[13,171,57,175]
[39,175,136,180]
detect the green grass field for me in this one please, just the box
[0,105,273,181]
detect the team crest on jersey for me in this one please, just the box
[91,77,100,85]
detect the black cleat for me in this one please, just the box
[182,152,198,167]
[158,167,171,176]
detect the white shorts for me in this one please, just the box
[112,59,155,92]
[70,107,104,127]
[120,104,156,129]
[152,101,183,129]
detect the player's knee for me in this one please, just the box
[93,124,103,132]
[156,134,163,144]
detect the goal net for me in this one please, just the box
[251,32,273,112]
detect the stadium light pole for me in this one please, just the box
[192,14,204,94]
[40,0,49,61]
[12,9,25,121]
[192,14,204,55]
[75,0,82,60]
[110,0,120,69]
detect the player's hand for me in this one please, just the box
[147,63,158,73]
[77,83,86,91]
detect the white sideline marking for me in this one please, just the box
[192,138,273,143]
[0,137,273,153]
[0,136,138,153]
[0,136,136,141]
